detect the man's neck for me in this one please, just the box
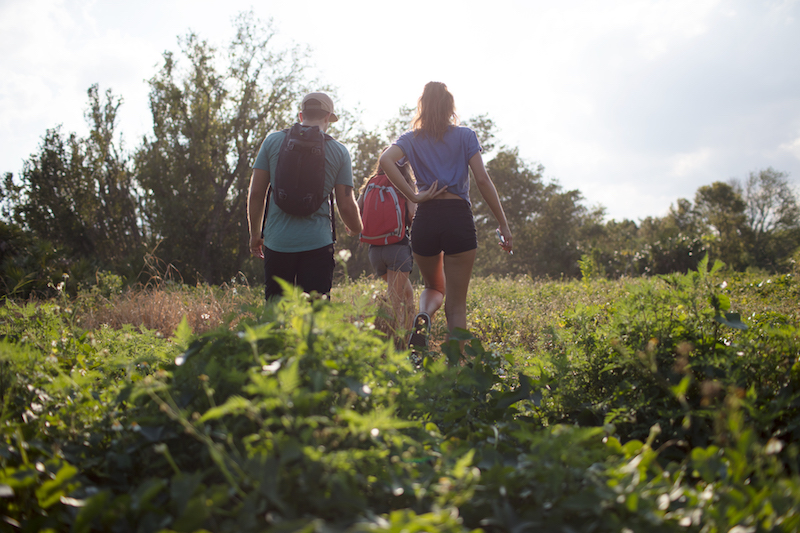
[301,119,328,131]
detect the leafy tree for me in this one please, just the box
[582,218,642,278]
[740,168,799,236]
[471,149,595,278]
[735,168,800,270]
[82,84,142,263]
[135,12,313,284]
[638,201,707,275]
[694,182,751,270]
[2,85,140,269]
[12,128,94,257]
[462,113,497,153]
[470,148,544,277]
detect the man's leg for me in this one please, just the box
[263,247,299,300]
[295,244,335,298]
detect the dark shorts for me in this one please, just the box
[263,244,335,300]
[411,199,477,256]
[368,243,413,277]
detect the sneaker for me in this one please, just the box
[407,312,431,350]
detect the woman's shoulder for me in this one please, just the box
[452,125,477,136]
[396,129,415,142]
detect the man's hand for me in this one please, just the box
[250,235,264,259]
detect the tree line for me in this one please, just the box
[1,13,799,298]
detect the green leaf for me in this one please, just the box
[495,373,533,410]
[697,254,710,275]
[279,359,300,394]
[72,490,112,533]
[453,449,475,479]
[670,376,691,398]
[714,312,748,330]
[35,463,77,509]
[199,395,252,422]
[172,315,193,350]
[130,477,167,511]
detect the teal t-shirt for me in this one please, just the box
[254,126,354,253]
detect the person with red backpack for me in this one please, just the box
[357,156,417,334]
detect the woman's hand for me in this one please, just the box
[497,226,513,254]
[414,180,448,203]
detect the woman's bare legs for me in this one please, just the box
[442,249,477,334]
[385,270,415,332]
[414,249,477,336]
[413,252,445,320]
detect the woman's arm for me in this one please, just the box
[469,151,513,253]
[405,197,417,227]
[380,146,446,203]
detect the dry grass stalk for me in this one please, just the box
[77,284,255,338]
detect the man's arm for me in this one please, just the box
[334,183,363,235]
[247,168,270,258]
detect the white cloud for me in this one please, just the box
[779,136,800,160]
[1,0,799,222]
[670,148,715,178]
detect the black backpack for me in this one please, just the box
[264,123,336,239]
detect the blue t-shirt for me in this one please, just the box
[254,126,354,253]
[394,126,482,204]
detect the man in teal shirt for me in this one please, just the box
[247,92,362,300]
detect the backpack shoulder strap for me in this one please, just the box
[262,127,291,233]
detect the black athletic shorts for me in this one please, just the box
[411,199,477,257]
[263,244,335,300]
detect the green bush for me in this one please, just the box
[1,275,800,532]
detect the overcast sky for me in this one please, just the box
[2,0,799,221]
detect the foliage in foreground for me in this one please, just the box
[1,270,800,532]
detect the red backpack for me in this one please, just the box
[359,172,407,245]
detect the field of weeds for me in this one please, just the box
[2,259,799,532]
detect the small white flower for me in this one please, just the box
[262,361,281,374]
[338,249,352,262]
[370,428,380,437]
[765,438,784,454]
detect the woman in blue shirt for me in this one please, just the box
[380,81,513,353]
